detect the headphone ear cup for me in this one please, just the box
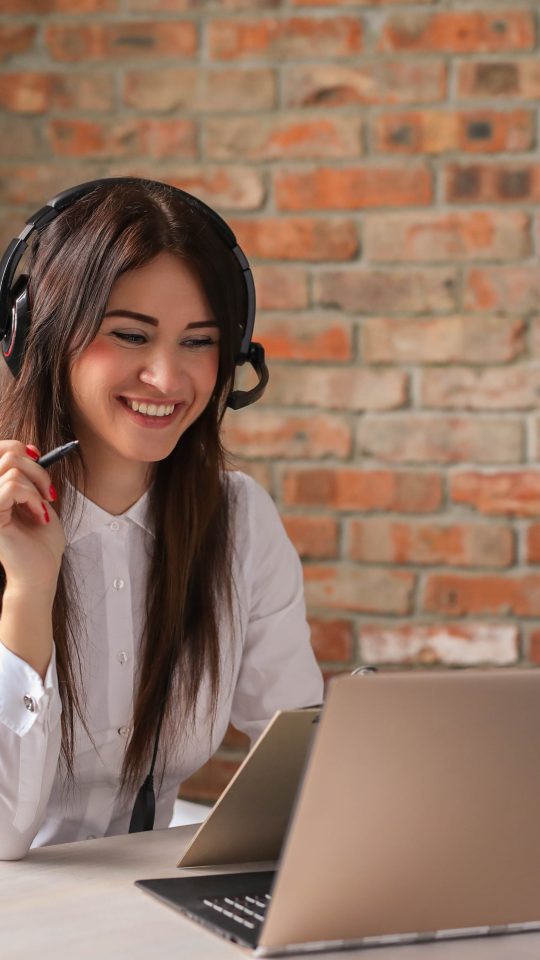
[2,274,30,377]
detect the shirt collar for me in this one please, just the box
[62,483,154,545]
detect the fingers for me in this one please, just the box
[0,471,50,528]
[0,445,55,504]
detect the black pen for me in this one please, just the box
[37,440,79,469]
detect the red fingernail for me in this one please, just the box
[26,446,40,461]
[49,484,57,501]
[41,502,50,523]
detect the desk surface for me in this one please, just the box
[1,825,540,960]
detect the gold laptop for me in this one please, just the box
[137,670,540,954]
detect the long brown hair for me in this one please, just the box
[0,180,246,791]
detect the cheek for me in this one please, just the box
[69,340,120,402]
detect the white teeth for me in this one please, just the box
[124,399,174,417]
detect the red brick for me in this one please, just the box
[357,415,523,464]
[293,0,433,5]
[362,315,524,364]
[308,618,354,663]
[0,25,36,62]
[252,267,308,311]
[282,468,442,512]
[315,267,457,314]
[458,60,540,99]
[261,365,407,411]
[106,165,265,211]
[275,165,432,211]
[451,472,540,518]
[526,526,540,564]
[304,564,414,614]
[229,218,358,261]
[208,16,363,60]
[0,117,40,158]
[361,623,518,666]
[2,0,117,8]
[527,629,540,665]
[379,11,535,54]
[363,210,531,262]
[284,61,447,107]
[223,411,351,458]
[0,72,114,113]
[45,21,197,62]
[530,318,540,359]
[47,118,196,160]
[349,518,514,567]
[423,573,540,618]
[255,313,351,360]
[0,165,102,206]
[123,68,275,112]
[228,461,272,493]
[282,515,339,559]
[465,266,540,313]
[180,756,240,803]
[446,162,540,204]
[372,108,534,155]
[422,367,540,410]
[206,115,362,161]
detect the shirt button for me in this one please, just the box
[23,694,36,713]
[117,651,128,665]
[109,520,120,532]
[118,726,131,739]
[113,578,125,590]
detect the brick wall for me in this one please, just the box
[1,0,540,802]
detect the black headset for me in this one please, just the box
[0,176,268,409]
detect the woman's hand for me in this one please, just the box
[0,441,65,597]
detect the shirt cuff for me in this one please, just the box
[0,641,58,736]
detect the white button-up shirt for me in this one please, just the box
[0,472,323,859]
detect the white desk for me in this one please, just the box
[1,825,540,960]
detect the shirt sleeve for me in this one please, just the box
[0,642,62,859]
[228,474,324,745]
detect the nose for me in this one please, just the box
[137,348,189,397]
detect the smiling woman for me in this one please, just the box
[0,178,323,859]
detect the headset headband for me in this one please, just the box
[0,177,268,409]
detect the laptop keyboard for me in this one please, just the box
[202,893,271,932]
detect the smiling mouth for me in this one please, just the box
[119,397,179,418]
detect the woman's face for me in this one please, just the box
[69,251,220,473]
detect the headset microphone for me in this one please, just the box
[0,177,269,409]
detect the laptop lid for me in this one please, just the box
[178,708,320,868]
[258,670,540,954]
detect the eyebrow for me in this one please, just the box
[103,309,218,329]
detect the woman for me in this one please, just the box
[0,178,323,859]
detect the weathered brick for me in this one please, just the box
[372,108,534,155]
[252,267,308,311]
[349,518,514,567]
[47,118,197,159]
[284,61,447,107]
[229,218,358,261]
[446,162,540,204]
[123,68,275,112]
[362,315,524,364]
[421,367,540,410]
[2,0,117,8]
[206,114,362,161]
[208,16,363,60]
[451,472,540,518]
[465,266,540,313]
[361,623,518,666]
[282,468,442,512]
[529,317,540,358]
[379,11,536,53]
[0,165,102,206]
[363,210,531,262]
[423,573,540,617]
[282,515,339,559]
[357,415,523,464]
[275,165,432,211]
[308,618,353,663]
[228,460,272,493]
[0,72,114,113]
[261,364,407,411]
[0,25,36,62]
[223,411,351,458]
[526,526,540,564]
[45,21,196,62]
[0,117,40,158]
[254,313,352,360]
[526,629,540,665]
[304,564,414,614]
[105,165,265,211]
[315,267,458,314]
[458,59,540,99]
